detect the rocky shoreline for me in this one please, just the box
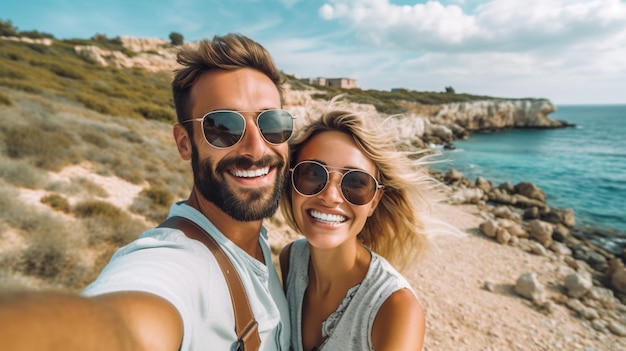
[432,167,626,337]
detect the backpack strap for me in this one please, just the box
[159,216,261,351]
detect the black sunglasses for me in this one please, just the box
[290,160,384,206]
[182,109,296,149]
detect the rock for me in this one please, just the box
[475,176,492,193]
[541,208,576,228]
[529,241,548,256]
[483,281,497,292]
[496,227,512,245]
[528,220,554,248]
[579,306,600,320]
[608,321,626,336]
[445,168,464,182]
[549,242,572,256]
[512,194,547,209]
[515,272,544,302]
[479,220,498,238]
[431,99,562,130]
[564,272,593,298]
[497,181,515,194]
[492,206,516,220]
[566,298,585,313]
[523,207,540,220]
[506,223,528,238]
[552,223,571,241]
[591,319,608,332]
[449,188,484,204]
[608,259,626,294]
[588,287,619,307]
[514,181,546,202]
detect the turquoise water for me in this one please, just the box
[433,104,626,240]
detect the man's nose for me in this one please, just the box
[237,115,268,157]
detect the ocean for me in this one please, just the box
[432,104,626,253]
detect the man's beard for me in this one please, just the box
[191,143,287,221]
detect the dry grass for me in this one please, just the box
[0,88,189,291]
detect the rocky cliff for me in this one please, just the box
[432,99,567,131]
[69,36,569,145]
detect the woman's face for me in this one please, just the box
[291,131,383,250]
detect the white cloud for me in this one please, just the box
[312,0,626,103]
[319,0,626,51]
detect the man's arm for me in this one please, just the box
[0,289,183,351]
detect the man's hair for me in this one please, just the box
[281,109,435,272]
[172,33,283,127]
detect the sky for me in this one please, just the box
[2,0,626,105]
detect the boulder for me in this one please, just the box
[514,181,546,202]
[528,220,554,248]
[564,272,593,298]
[515,272,544,302]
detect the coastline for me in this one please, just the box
[398,169,626,350]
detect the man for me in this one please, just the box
[0,33,291,350]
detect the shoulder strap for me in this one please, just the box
[159,216,261,351]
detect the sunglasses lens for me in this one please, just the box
[292,162,327,196]
[203,111,245,148]
[258,110,294,144]
[292,162,379,205]
[341,171,377,205]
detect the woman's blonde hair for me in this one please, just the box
[280,108,435,272]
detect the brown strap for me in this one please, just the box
[159,216,261,351]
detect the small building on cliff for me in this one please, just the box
[299,77,358,89]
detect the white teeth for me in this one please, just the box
[232,167,270,178]
[309,210,346,224]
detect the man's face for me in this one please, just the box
[188,68,289,221]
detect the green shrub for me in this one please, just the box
[40,193,71,213]
[76,94,114,115]
[0,78,43,94]
[48,64,85,80]
[0,91,12,106]
[142,186,173,207]
[0,158,46,189]
[19,239,72,279]
[82,216,145,248]
[0,19,18,37]
[135,104,176,123]
[3,125,73,170]
[169,32,184,46]
[131,186,173,222]
[73,200,125,221]
[80,130,109,148]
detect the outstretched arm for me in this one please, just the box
[371,288,425,351]
[0,289,183,351]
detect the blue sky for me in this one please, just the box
[2,0,626,105]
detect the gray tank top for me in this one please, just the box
[285,239,417,351]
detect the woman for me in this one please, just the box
[280,109,432,350]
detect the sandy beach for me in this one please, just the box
[405,199,626,350]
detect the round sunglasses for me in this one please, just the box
[182,109,296,149]
[290,160,384,206]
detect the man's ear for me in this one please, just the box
[173,124,192,160]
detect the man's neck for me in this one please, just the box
[187,189,263,261]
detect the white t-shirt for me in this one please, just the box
[83,201,290,351]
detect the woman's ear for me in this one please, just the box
[173,124,192,160]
